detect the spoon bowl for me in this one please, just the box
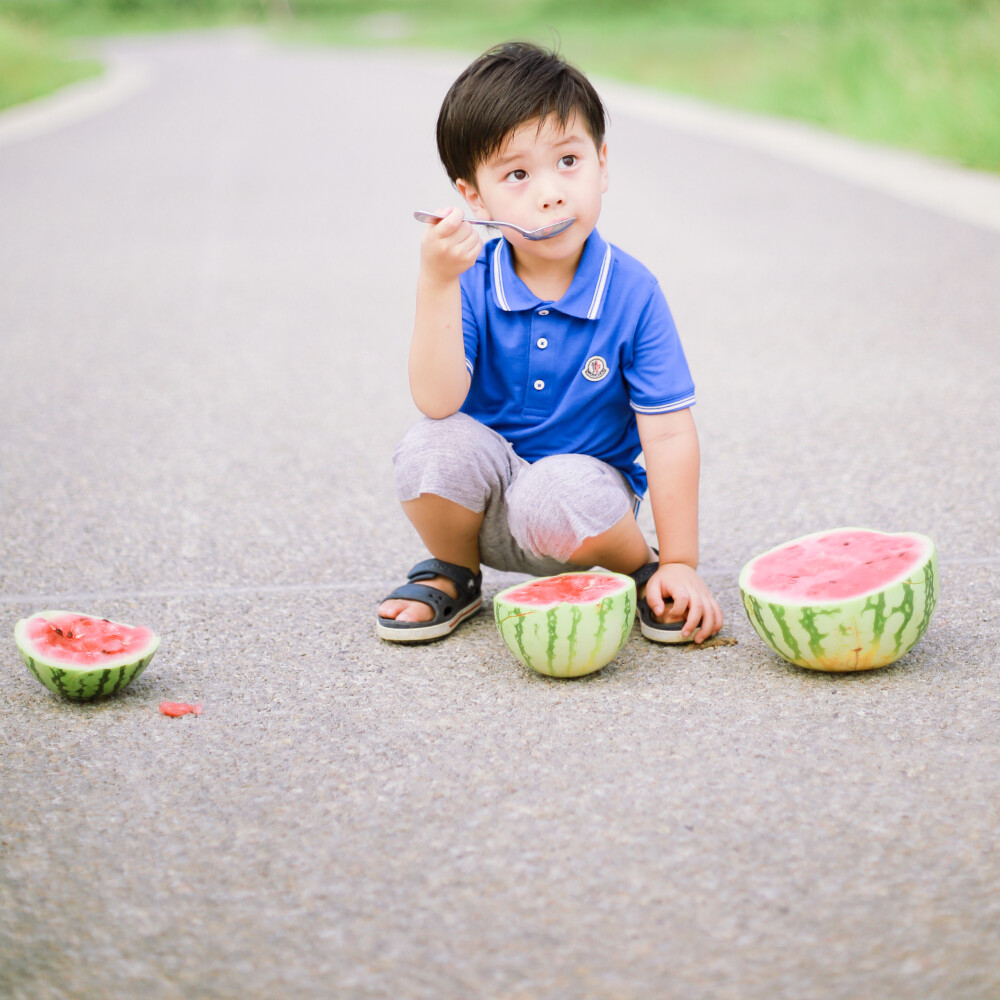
[414,211,575,241]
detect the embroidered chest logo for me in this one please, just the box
[582,355,610,382]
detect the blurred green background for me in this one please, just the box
[2,0,998,173]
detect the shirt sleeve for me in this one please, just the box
[624,281,696,414]
[460,265,482,378]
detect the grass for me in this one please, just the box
[2,0,999,172]
[0,16,102,113]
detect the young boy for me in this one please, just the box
[377,41,723,645]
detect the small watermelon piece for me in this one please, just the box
[739,528,937,672]
[14,611,160,701]
[160,701,202,717]
[494,571,636,678]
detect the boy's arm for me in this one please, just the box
[409,208,480,418]
[636,408,723,643]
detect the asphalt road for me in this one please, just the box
[2,32,999,1000]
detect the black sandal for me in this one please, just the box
[376,558,483,643]
[630,556,691,645]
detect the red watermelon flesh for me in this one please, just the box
[745,529,926,601]
[500,573,627,605]
[23,613,155,666]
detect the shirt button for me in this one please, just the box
[538,309,550,316]
[536,337,548,349]
[533,379,545,391]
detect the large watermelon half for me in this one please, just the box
[14,610,160,700]
[494,571,636,678]
[739,528,937,672]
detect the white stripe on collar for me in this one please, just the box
[587,244,612,320]
[492,241,510,312]
[493,238,610,317]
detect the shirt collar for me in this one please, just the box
[489,229,614,320]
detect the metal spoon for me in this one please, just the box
[413,210,575,241]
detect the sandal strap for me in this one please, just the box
[629,547,660,588]
[380,582,464,621]
[407,558,482,598]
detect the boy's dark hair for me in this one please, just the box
[436,42,607,187]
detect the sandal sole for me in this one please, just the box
[639,618,692,644]
[376,597,483,643]
[637,596,693,645]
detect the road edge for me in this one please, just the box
[0,51,150,149]
[2,36,998,235]
[597,76,1000,236]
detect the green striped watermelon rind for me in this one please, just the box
[493,571,636,678]
[738,528,938,672]
[13,610,161,701]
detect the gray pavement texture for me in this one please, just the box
[2,31,999,1000]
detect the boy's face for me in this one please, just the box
[456,113,608,265]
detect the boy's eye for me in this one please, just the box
[506,169,528,182]
[559,155,577,168]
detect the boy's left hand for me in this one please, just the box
[643,562,723,644]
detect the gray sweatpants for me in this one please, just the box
[393,412,639,576]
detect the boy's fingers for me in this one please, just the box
[644,579,663,616]
[667,590,690,622]
[646,569,724,643]
[433,206,466,236]
[419,209,481,277]
[693,598,723,643]
[681,596,703,637]
[458,225,482,253]
[427,210,481,256]
[647,577,673,617]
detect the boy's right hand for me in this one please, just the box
[419,207,482,283]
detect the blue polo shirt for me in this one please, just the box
[459,230,695,496]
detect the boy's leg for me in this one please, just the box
[566,511,684,626]
[378,413,521,623]
[506,453,641,566]
[506,454,683,624]
[378,494,483,622]
[567,509,653,574]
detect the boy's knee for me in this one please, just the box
[393,413,480,480]
[393,413,516,508]
[395,412,472,457]
[507,455,631,561]
[511,454,619,506]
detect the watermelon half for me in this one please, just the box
[14,610,160,700]
[739,528,937,672]
[494,571,636,678]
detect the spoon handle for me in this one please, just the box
[413,211,499,228]
[412,210,574,240]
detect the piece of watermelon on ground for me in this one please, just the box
[160,701,202,717]
[13,611,160,700]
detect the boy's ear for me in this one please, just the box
[599,142,609,194]
[456,178,489,219]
